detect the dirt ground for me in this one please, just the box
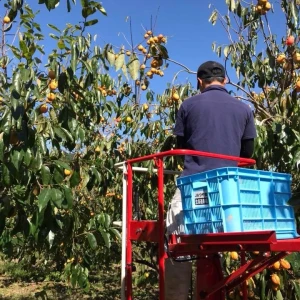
[0,276,158,300]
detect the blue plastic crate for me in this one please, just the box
[176,167,297,239]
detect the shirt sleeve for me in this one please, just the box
[173,105,185,137]
[242,110,257,140]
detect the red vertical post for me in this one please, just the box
[240,251,247,300]
[126,163,133,300]
[196,256,225,300]
[156,158,165,300]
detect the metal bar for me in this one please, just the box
[126,164,133,300]
[203,252,289,298]
[270,239,300,251]
[157,157,165,300]
[240,251,247,300]
[167,231,278,256]
[121,163,127,300]
[126,149,256,166]
[172,231,277,244]
[115,165,181,175]
[196,256,224,300]
[129,221,159,242]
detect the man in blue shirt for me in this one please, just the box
[165,61,257,300]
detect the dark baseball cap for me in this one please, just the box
[197,61,225,89]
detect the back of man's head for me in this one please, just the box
[197,61,225,90]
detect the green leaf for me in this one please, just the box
[209,10,218,26]
[54,126,67,140]
[70,171,81,188]
[106,51,115,66]
[12,73,21,93]
[84,19,98,27]
[229,0,236,11]
[274,290,283,300]
[71,42,78,73]
[61,128,74,142]
[54,160,71,170]
[47,23,61,33]
[109,228,121,240]
[80,59,93,73]
[2,164,11,186]
[45,0,59,11]
[67,0,71,12]
[4,23,13,32]
[53,168,64,184]
[91,166,101,183]
[115,53,125,71]
[121,64,128,80]
[51,188,63,208]
[37,135,46,155]
[38,188,51,212]
[81,172,90,189]
[78,127,85,141]
[87,232,98,250]
[90,1,107,16]
[290,1,298,27]
[223,45,230,58]
[41,165,51,185]
[81,0,89,6]
[62,185,73,209]
[99,228,111,248]
[29,151,43,171]
[127,54,140,80]
[0,138,4,162]
[104,214,111,228]
[24,148,32,166]
[19,40,28,55]
[157,44,169,59]
[82,6,96,18]
[11,150,23,171]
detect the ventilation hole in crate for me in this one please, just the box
[183,210,194,224]
[262,207,276,219]
[193,208,211,222]
[208,180,218,191]
[276,220,295,230]
[243,220,263,231]
[209,192,221,206]
[239,178,259,189]
[213,221,224,233]
[182,197,192,210]
[239,191,260,204]
[211,207,222,221]
[242,206,261,219]
[274,194,290,206]
[276,206,294,219]
[263,220,276,230]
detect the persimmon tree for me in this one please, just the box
[209,0,300,298]
[0,0,192,290]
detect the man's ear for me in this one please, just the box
[197,78,202,90]
[224,77,228,84]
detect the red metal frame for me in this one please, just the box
[124,149,300,300]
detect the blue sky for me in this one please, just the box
[23,0,232,93]
[8,1,286,95]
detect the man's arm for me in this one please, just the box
[240,138,254,158]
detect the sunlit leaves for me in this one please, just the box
[127,53,140,80]
[209,9,218,25]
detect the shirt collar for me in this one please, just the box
[201,85,228,94]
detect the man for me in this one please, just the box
[165,61,257,300]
